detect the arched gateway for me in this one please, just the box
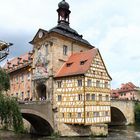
[36,84,46,100]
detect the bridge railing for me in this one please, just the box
[18,100,51,105]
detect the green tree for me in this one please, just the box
[0,68,10,91]
[0,68,24,133]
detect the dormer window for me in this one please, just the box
[80,60,87,65]
[66,62,73,67]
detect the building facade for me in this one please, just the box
[111,82,140,100]
[5,0,112,136]
[5,52,33,100]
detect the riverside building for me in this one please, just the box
[5,0,112,136]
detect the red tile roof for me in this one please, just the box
[112,82,138,94]
[55,48,98,78]
[4,52,33,71]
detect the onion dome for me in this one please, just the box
[58,0,69,9]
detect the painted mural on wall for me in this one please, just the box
[33,47,48,80]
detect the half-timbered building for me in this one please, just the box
[55,48,111,125]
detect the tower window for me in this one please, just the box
[63,45,68,55]
[46,44,48,55]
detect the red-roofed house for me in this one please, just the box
[54,48,112,125]
[4,52,33,101]
[111,82,140,100]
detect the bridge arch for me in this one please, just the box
[110,107,127,125]
[111,100,135,125]
[21,109,54,135]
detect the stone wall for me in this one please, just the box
[57,123,108,136]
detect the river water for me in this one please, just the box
[1,125,140,140]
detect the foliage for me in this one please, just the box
[0,93,24,133]
[134,103,140,120]
[0,68,10,91]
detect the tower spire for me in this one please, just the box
[57,0,71,25]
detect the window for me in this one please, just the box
[86,94,90,101]
[105,82,108,88]
[66,62,73,67]
[78,94,82,101]
[101,72,103,76]
[93,112,99,117]
[105,95,109,101]
[21,92,24,100]
[46,44,48,55]
[21,74,24,82]
[27,73,30,80]
[87,112,90,117]
[105,111,109,116]
[87,79,92,87]
[27,90,30,98]
[99,94,102,101]
[78,112,81,118]
[68,113,72,118]
[80,60,87,65]
[96,80,100,88]
[58,95,62,101]
[62,113,64,118]
[63,45,68,55]
[16,93,18,97]
[78,79,82,87]
[57,81,62,88]
[91,94,96,101]
[95,61,99,65]
[16,77,18,83]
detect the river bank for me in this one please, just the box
[1,124,140,140]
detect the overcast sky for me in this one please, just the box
[0,0,140,88]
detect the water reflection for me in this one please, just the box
[1,125,140,140]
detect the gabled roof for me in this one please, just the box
[112,82,139,93]
[55,48,98,78]
[29,28,48,44]
[4,52,33,72]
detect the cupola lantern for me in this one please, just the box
[57,0,71,25]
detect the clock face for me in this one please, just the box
[38,31,43,38]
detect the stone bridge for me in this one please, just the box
[110,100,135,125]
[19,101,55,135]
[19,100,136,135]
